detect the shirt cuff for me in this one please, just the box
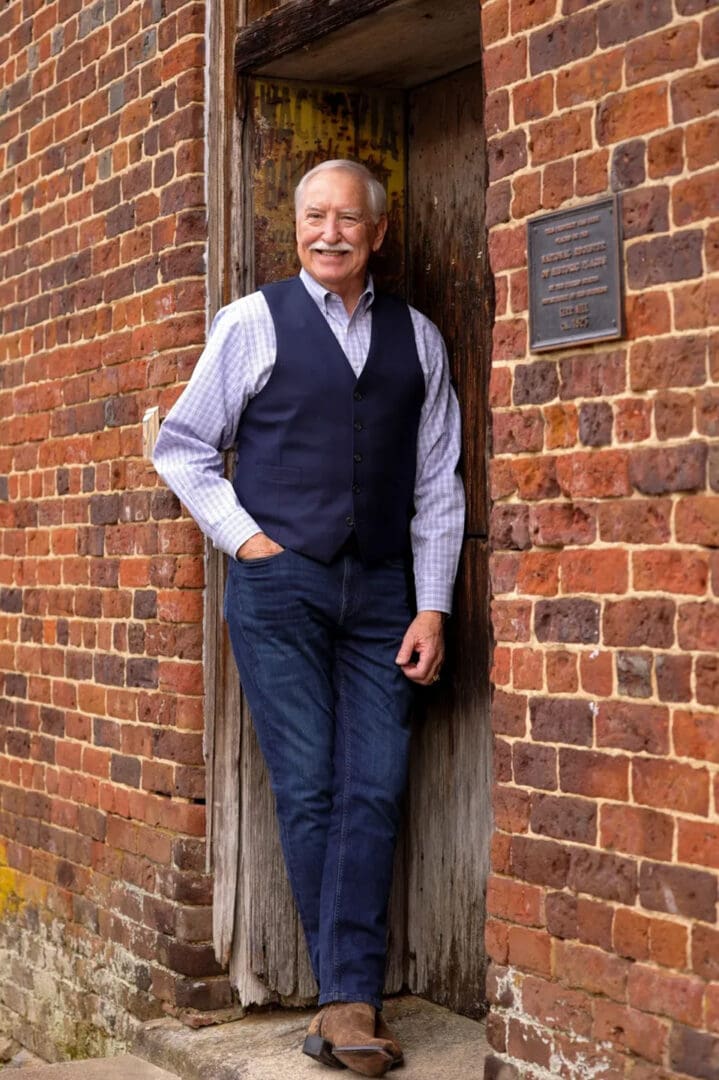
[212,508,262,559]
[415,580,454,616]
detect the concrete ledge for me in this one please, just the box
[134,996,488,1080]
[2,1055,179,1080]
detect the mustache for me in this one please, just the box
[309,242,354,253]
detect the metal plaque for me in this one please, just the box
[528,195,623,352]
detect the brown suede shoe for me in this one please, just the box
[303,1003,397,1077]
[375,1013,404,1067]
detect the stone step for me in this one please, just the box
[2,1055,180,1080]
[133,995,489,1080]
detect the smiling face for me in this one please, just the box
[295,168,388,312]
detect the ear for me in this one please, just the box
[371,214,388,252]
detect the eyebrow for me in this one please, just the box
[303,204,364,215]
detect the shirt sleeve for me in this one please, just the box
[409,311,466,614]
[152,293,275,558]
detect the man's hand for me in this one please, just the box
[395,610,445,686]
[236,533,284,561]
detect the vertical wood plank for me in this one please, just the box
[405,62,492,1018]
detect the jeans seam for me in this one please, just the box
[330,659,352,995]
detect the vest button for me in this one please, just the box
[353,391,363,401]
[352,483,360,494]
[354,421,363,431]
[345,515,355,527]
[354,453,363,463]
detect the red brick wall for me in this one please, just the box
[482,0,718,1076]
[0,0,228,1058]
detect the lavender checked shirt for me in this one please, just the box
[152,269,465,613]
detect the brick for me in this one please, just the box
[678,601,719,651]
[482,0,509,46]
[598,499,672,544]
[530,109,593,165]
[513,361,558,405]
[556,450,631,498]
[655,654,692,703]
[546,651,578,693]
[507,1016,551,1067]
[686,115,719,171]
[626,23,700,85]
[535,598,599,644]
[598,0,673,48]
[531,793,597,844]
[511,834,570,888]
[639,859,712,920]
[492,599,531,641]
[578,402,612,446]
[673,709,719,763]
[594,1001,669,1064]
[616,650,653,698]
[493,784,531,832]
[493,409,544,454]
[634,758,709,816]
[513,75,554,123]
[625,289,671,337]
[522,974,593,1038]
[483,37,527,93]
[597,701,668,754]
[633,550,707,595]
[597,84,668,144]
[696,654,719,707]
[488,130,528,182]
[603,598,675,648]
[628,964,705,1026]
[530,697,593,745]
[672,63,719,123]
[556,940,629,1002]
[673,168,719,227]
[560,549,628,595]
[601,804,673,860]
[507,926,552,977]
[670,1026,719,1080]
[556,48,623,109]
[628,231,703,289]
[493,689,528,736]
[530,502,596,546]
[486,875,543,926]
[514,553,559,597]
[512,646,544,689]
[692,924,719,981]
[676,497,719,546]
[568,848,637,905]
[678,819,719,871]
[611,139,646,191]
[647,130,683,179]
[560,748,629,800]
[529,10,597,74]
[490,505,531,550]
[654,391,694,440]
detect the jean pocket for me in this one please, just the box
[236,548,288,568]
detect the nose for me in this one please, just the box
[321,211,341,242]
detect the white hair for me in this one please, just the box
[294,160,387,223]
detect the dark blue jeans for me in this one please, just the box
[224,547,415,1008]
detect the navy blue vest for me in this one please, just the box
[232,276,425,564]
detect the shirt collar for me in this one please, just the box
[299,268,375,316]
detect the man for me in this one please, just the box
[153,160,464,1077]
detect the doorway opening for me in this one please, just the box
[206,0,492,1020]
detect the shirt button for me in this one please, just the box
[345,515,354,527]
[352,483,360,494]
[354,453,363,463]
[353,391,363,401]
[354,421,363,431]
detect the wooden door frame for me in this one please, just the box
[203,1,492,1009]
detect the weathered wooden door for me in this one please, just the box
[205,0,490,1018]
